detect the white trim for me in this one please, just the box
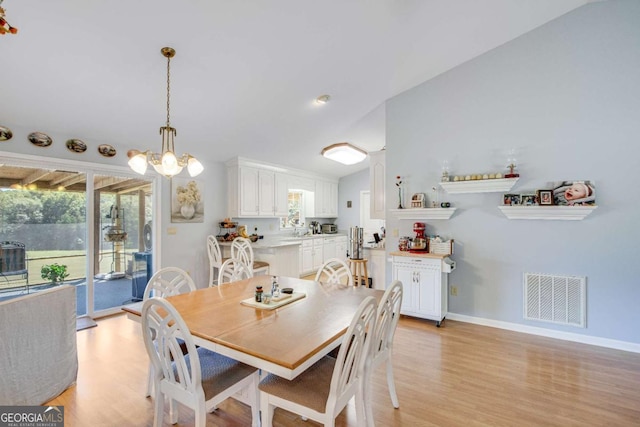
[446,312,640,354]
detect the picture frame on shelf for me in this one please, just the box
[537,189,554,206]
[503,194,521,205]
[521,194,538,206]
[553,180,596,206]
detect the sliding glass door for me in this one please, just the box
[0,159,154,317]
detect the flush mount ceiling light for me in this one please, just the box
[321,142,367,165]
[128,47,203,179]
[315,94,330,104]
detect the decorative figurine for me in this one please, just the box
[396,176,404,209]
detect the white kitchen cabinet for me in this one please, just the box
[391,253,453,327]
[314,179,338,217]
[369,150,386,220]
[228,164,289,218]
[258,169,275,216]
[274,172,289,217]
[238,166,260,217]
[312,238,324,270]
[335,236,348,262]
[301,240,313,276]
[323,237,337,263]
[364,248,386,291]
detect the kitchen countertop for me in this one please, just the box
[389,251,451,260]
[218,233,348,249]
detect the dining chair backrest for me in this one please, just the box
[218,258,254,284]
[143,266,197,300]
[365,280,403,425]
[141,297,261,427]
[314,257,354,286]
[230,237,254,268]
[142,296,202,403]
[327,295,377,413]
[207,235,223,286]
[372,280,403,363]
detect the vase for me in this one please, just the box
[180,204,195,219]
[397,187,403,209]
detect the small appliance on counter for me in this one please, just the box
[409,222,428,253]
[309,221,322,234]
[349,226,364,259]
[321,223,337,234]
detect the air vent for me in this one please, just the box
[524,273,586,328]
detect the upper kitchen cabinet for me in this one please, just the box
[227,159,289,218]
[314,179,338,217]
[369,150,385,219]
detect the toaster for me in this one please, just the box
[321,224,338,234]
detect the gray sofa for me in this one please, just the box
[0,285,78,405]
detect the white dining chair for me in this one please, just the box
[365,280,403,426]
[143,267,197,398]
[314,257,354,286]
[231,237,269,276]
[207,235,224,286]
[217,258,254,284]
[259,296,377,427]
[141,296,260,427]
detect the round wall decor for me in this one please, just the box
[28,131,53,147]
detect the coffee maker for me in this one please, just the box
[409,222,428,252]
[309,221,321,235]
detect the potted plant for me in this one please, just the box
[41,263,69,285]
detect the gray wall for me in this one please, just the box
[337,169,369,233]
[385,0,640,344]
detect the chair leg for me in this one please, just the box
[355,385,367,427]
[146,365,154,398]
[386,358,399,408]
[250,373,260,427]
[364,375,375,427]
[169,397,178,424]
[260,396,275,427]
[153,390,164,427]
[195,408,206,427]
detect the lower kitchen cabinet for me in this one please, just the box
[391,253,454,327]
[364,248,386,291]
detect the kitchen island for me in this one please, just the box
[219,239,301,278]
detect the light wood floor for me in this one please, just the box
[47,314,640,426]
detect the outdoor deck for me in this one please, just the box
[0,276,139,316]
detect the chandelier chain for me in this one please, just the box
[166,53,171,127]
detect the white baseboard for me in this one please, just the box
[446,312,640,354]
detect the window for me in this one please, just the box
[280,191,304,229]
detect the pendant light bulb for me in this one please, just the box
[187,156,204,177]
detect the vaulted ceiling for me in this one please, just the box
[1,0,593,178]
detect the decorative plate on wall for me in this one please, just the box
[0,126,13,141]
[66,139,87,153]
[98,144,116,157]
[28,131,53,147]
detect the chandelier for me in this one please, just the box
[128,47,203,178]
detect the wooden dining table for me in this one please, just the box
[123,275,383,380]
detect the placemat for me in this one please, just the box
[240,292,306,310]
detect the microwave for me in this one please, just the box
[321,224,338,234]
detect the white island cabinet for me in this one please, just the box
[391,252,455,327]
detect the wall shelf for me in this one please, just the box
[440,177,519,194]
[498,205,597,220]
[389,208,457,220]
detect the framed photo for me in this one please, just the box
[537,189,554,205]
[171,178,204,223]
[503,194,521,206]
[553,180,596,206]
[521,194,538,206]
